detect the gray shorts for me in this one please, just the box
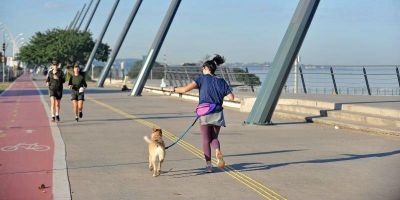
[71,90,84,101]
[199,111,226,127]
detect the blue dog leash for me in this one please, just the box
[165,116,199,150]
[165,102,218,150]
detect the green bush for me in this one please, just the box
[232,68,261,86]
[128,61,164,79]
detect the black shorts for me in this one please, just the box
[71,90,84,101]
[49,89,63,100]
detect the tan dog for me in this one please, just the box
[144,128,165,177]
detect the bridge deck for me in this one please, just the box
[1,74,399,200]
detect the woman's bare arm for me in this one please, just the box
[174,81,197,93]
[226,92,234,101]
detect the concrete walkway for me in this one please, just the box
[37,81,400,200]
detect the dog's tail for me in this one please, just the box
[144,136,152,144]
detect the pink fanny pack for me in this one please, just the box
[196,103,217,117]
[167,103,214,150]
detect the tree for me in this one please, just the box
[17,28,110,67]
[127,60,164,79]
[232,68,261,86]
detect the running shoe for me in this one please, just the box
[216,153,225,169]
[205,164,213,173]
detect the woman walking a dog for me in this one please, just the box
[172,54,234,173]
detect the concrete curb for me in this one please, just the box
[342,104,400,119]
[312,118,400,137]
[273,110,400,136]
[143,85,399,136]
[34,80,71,200]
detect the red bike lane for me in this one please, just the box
[0,73,54,200]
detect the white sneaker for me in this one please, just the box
[205,164,213,173]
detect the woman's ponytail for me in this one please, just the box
[212,54,225,66]
[204,54,225,74]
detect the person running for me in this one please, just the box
[68,64,87,122]
[46,60,65,122]
[171,54,234,173]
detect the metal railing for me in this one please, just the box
[160,64,400,96]
[58,63,399,96]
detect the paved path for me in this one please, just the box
[45,81,400,200]
[2,74,400,200]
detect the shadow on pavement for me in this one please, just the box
[224,149,307,158]
[163,167,219,178]
[229,149,400,172]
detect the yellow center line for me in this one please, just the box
[88,97,287,200]
[171,138,283,200]
[164,134,285,200]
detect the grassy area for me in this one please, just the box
[0,83,11,95]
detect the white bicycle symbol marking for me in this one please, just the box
[1,143,50,152]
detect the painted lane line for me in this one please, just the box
[162,132,285,200]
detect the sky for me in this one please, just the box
[0,0,399,65]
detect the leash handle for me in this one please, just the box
[165,116,199,150]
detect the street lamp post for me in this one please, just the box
[109,65,113,84]
[120,62,124,80]
[14,35,24,57]
[15,39,24,55]
[2,42,5,83]
[0,23,24,81]
[0,25,7,83]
